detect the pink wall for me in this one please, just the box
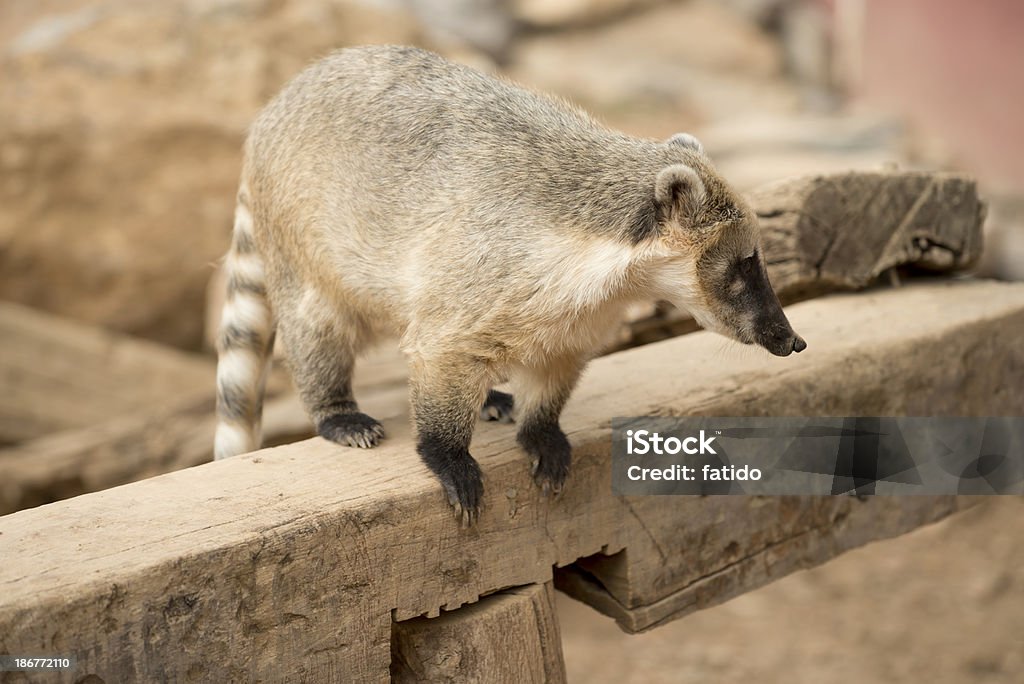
[856,0,1024,188]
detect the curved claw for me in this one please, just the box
[438,460,484,526]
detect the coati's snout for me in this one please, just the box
[725,247,806,356]
[751,303,806,357]
[755,302,807,357]
[697,243,807,357]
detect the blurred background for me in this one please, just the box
[2,0,1023,352]
[1,0,1022,681]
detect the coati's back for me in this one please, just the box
[243,46,678,298]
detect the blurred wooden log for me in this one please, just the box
[615,170,986,349]
[0,393,213,514]
[0,302,214,446]
[392,583,566,683]
[755,170,984,295]
[0,344,407,514]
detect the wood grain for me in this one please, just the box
[392,583,566,683]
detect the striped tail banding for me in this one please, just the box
[214,185,275,460]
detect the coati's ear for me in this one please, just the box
[654,164,705,220]
[666,132,705,154]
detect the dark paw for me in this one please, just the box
[438,460,484,526]
[480,389,515,423]
[318,412,385,449]
[518,421,571,496]
[418,436,484,526]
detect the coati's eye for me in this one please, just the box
[734,250,758,278]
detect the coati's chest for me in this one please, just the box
[406,237,644,364]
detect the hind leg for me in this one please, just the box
[277,301,384,448]
[480,389,515,423]
[511,356,584,495]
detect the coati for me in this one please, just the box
[214,45,806,522]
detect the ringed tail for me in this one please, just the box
[214,184,275,459]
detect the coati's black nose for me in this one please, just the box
[792,336,807,353]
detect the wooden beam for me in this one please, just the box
[554,496,976,632]
[1,280,1022,681]
[392,583,566,683]
[617,171,985,349]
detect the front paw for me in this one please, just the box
[438,459,484,526]
[418,436,484,525]
[518,421,571,496]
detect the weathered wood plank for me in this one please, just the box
[755,170,983,295]
[392,582,566,683]
[1,280,1021,682]
[0,302,214,446]
[555,496,978,632]
[616,171,985,349]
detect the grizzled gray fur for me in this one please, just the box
[215,46,805,524]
